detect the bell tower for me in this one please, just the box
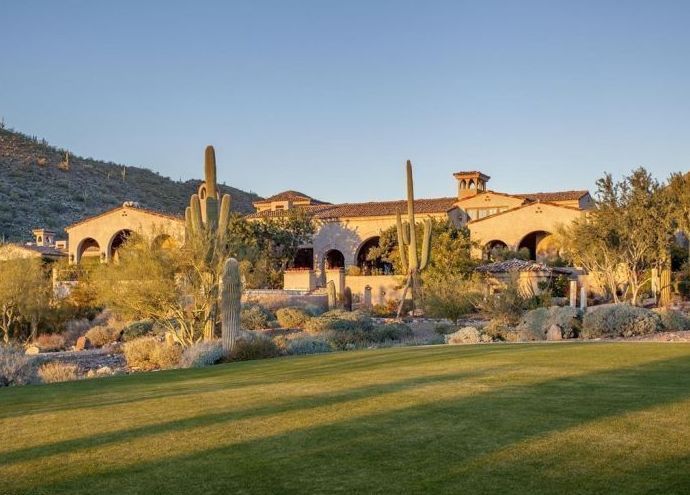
[453,171,490,199]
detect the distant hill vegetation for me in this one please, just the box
[0,126,261,241]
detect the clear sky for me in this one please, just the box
[2,0,689,203]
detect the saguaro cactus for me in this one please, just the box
[396,160,432,318]
[220,257,242,353]
[327,280,337,310]
[185,145,233,340]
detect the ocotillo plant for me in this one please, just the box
[185,145,233,340]
[395,160,432,318]
[327,280,337,310]
[220,257,241,352]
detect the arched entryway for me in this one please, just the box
[518,231,555,261]
[76,237,101,264]
[356,237,392,274]
[108,229,135,262]
[484,240,508,261]
[325,249,345,269]
[292,247,314,269]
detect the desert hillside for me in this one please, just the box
[0,127,261,241]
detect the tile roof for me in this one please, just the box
[254,190,330,205]
[468,201,583,224]
[475,258,572,274]
[246,197,458,220]
[514,190,589,202]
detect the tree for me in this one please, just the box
[0,258,51,343]
[668,172,690,258]
[559,168,676,305]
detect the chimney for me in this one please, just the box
[453,171,490,199]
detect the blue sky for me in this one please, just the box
[2,1,689,203]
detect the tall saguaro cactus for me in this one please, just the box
[185,145,233,340]
[396,160,432,318]
[220,257,242,352]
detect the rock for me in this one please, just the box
[25,345,40,355]
[75,336,89,351]
[96,366,112,376]
[546,324,563,341]
[446,326,481,345]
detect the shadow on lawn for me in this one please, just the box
[0,345,491,419]
[14,353,690,495]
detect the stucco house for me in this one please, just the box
[58,167,592,305]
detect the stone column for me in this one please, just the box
[569,280,578,308]
[580,285,587,311]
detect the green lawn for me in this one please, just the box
[2,343,690,494]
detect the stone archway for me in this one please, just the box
[484,240,508,261]
[356,236,392,274]
[76,237,101,264]
[108,229,135,262]
[518,231,555,261]
[325,249,345,269]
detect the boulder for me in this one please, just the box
[546,324,563,341]
[25,345,40,355]
[446,326,482,345]
[96,366,113,376]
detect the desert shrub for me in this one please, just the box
[0,345,37,386]
[346,266,362,276]
[285,335,333,355]
[434,323,456,335]
[241,304,276,330]
[230,333,281,361]
[423,276,481,323]
[85,325,121,347]
[370,322,413,343]
[38,361,79,383]
[368,300,411,318]
[325,329,370,350]
[654,308,690,331]
[304,309,374,334]
[179,340,226,368]
[275,307,311,329]
[478,275,546,324]
[516,306,582,341]
[483,317,517,342]
[35,333,66,352]
[445,326,483,345]
[121,319,155,342]
[582,304,661,339]
[123,337,182,370]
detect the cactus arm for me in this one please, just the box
[204,145,218,198]
[406,160,418,270]
[419,218,432,271]
[218,194,231,241]
[396,211,408,273]
[190,194,203,233]
[184,206,193,240]
[220,257,241,353]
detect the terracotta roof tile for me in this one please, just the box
[254,190,330,205]
[514,190,589,202]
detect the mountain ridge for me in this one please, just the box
[0,126,262,241]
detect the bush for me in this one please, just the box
[121,319,155,342]
[285,335,333,355]
[35,333,66,352]
[0,345,36,386]
[423,276,480,323]
[478,275,545,324]
[123,337,182,370]
[370,322,413,343]
[304,310,374,334]
[38,361,79,383]
[230,333,281,361]
[241,304,276,330]
[483,317,516,342]
[516,306,582,341]
[275,307,311,329]
[85,325,121,347]
[582,304,662,339]
[654,308,690,331]
[434,323,456,335]
[446,326,483,345]
[179,340,226,368]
